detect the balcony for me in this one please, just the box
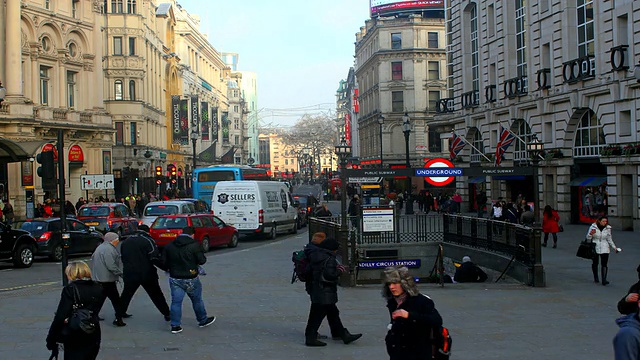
[536,69,551,90]
[503,76,528,99]
[562,56,595,84]
[461,91,479,109]
[484,85,496,103]
[610,45,629,72]
[435,98,455,113]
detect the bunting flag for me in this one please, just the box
[449,132,466,160]
[220,146,237,164]
[495,125,516,166]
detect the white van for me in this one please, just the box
[211,181,298,238]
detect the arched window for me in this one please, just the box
[129,80,135,100]
[114,80,123,100]
[574,110,605,157]
[471,129,484,163]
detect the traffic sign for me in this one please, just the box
[81,174,115,190]
[417,158,459,186]
[348,176,382,184]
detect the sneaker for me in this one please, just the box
[171,326,183,334]
[198,316,216,328]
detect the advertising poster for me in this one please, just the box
[179,99,189,145]
[103,150,111,174]
[171,96,181,144]
[211,107,219,142]
[201,102,210,141]
[221,111,230,142]
[21,161,33,187]
[190,95,199,133]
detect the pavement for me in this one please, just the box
[0,221,638,359]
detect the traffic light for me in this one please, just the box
[37,150,56,190]
[170,165,177,177]
[155,166,162,177]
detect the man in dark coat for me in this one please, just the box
[618,265,640,315]
[454,256,488,283]
[119,224,171,321]
[303,233,362,347]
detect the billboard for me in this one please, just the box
[370,0,444,17]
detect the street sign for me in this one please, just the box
[417,158,459,186]
[362,208,394,232]
[81,174,115,190]
[358,259,421,269]
[348,176,382,183]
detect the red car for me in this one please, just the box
[149,214,239,252]
[77,203,138,235]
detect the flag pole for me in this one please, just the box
[458,134,492,162]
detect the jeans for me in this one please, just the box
[169,277,208,327]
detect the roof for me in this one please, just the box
[146,200,194,206]
[156,3,172,16]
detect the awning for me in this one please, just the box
[0,138,48,162]
[468,176,486,183]
[494,175,526,180]
[568,176,607,187]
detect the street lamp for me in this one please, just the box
[378,113,385,168]
[402,112,414,215]
[190,127,199,173]
[335,137,352,231]
[527,135,544,223]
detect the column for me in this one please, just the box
[92,7,105,108]
[0,0,5,83]
[5,0,22,97]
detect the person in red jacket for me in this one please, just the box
[541,205,560,248]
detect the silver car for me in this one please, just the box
[139,200,196,228]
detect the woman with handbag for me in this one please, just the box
[542,205,560,248]
[46,262,106,359]
[586,216,621,286]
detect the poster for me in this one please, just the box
[211,107,219,142]
[190,95,199,133]
[578,185,608,224]
[179,99,189,145]
[201,102,209,141]
[21,161,33,187]
[171,96,181,144]
[103,150,112,174]
[221,111,229,143]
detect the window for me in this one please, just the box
[574,110,605,157]
[234,119,239,130]
[428,91,440,112]
[471,131,484,163]
[391,61,403,80]
[233,105,239,112]
[67,71,77,109]
[101,0,107,14]
[285,159,288,165]
[391,33,402,50]
[513,120,533,162]
[428,32,438,48]
[115,122,124,145]
[68,43,78,58]
[201,216,213,227]
[128,37,136,55]
[127,0,136,13]
[469,4,480,94]
[130,122,137,145]
[41,37,51,52]
[114,80,123,100]
[515,0,528,89]
[129,80,135,100]
[113,37,123,55]
[234,135,239,145]
[391,91,403,113]
[577,0,595,58]
[619,110,631,136]
[487,5,495,37]
[72,0,78,18]
[111,0,123,13]
[45,0,50,10]
[40,66,51,106]
[428,61,440,80]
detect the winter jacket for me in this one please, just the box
[91,242,123,282]
[161,234,206,279]
[618,281,640,315]
[454,262,488,283]
[120,231,162,282]
[386,294,443,360]
[614,313,640,360]
[585,223,617,254]
[304,243,341,305]
[46,280,105,349]
[542,210,560,233]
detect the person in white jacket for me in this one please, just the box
[585,216,621,286]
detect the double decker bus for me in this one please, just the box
[191,165,271,206]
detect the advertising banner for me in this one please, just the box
[221,111,229,142]
[171,96,181,144]
[211,107,219,142]
[370,0,444,17]
[179,99,189,144]
[190,95,199,133]
[201,102,210,141]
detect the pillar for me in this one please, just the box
[5,0,22,97]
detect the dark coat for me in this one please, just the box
[619,281,640,315]
[386,294,443,360]
[161,234,206,279]
[46,280,106,351]
[304,243,341,305]
[120,231,162,282]
[454,262,488,283]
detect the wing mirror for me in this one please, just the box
[89,226,96,232]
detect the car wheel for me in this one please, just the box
[268,225,277,239]
[227,233,238,248]
[201,237,210,253]
[50,244,63,262]
[13,244,34,268]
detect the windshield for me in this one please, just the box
[152,217,188,229]
[294,197,308,206]
[145,205,179,216]
[78,207,110,217]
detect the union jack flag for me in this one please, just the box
[494,126,516,166]
[449,132,466,160]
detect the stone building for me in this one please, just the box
[437,0,640,229]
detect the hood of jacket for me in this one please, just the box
[174,234,196,247]
[617,313,640,330]
[305,242,334,265]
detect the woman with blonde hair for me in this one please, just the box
[46,261,106,359]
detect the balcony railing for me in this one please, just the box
[536,69,551,90]
[435,98,455,113]
[503,76,528,99]
[562,56,595,84]
[461,90,479,109]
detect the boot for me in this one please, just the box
[542,240,547,247]
[552,240,557,249]
[592,265,599,283]
[305,336,327,347]
[341,328,362,345]
[601,267,609,286]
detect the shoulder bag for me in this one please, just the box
[576,238,596,260]
[66,284,97,335]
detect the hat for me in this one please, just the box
[104,232,119,243]
[138,224,150,233]
[382,266,419,298]
[462,256,471,263]
[319,237,339,251]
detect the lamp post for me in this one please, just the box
[378,113,385,168]
[190,127,198,174]
[402,112,414,215]
[527,135,544,223]
[335,138,352,231]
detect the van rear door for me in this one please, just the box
[213,182,259,231]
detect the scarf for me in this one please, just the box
[597,223,606,231]
[394,293,408,307]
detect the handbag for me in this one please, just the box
[558,224,564,232]
[576,239,596,260]
[66,284,97,335]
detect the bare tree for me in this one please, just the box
[279,114,338,177]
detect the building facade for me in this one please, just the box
[438,0,640,230]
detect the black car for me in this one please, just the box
[0,222,38,267]
[21,218,104,261]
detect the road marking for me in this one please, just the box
[0,269,14,272]
[0,281,58,292]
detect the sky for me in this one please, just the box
[176,0,371,128]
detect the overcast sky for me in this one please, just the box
[176,0,371,127]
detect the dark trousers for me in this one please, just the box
[63,344,100,360]
[592,253,610,268]
[97,281,124,319]
[304,303,345,338]
[120,278,170,317]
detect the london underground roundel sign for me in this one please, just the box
[423,158,456,186]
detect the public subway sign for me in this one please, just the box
[358,259,421,269]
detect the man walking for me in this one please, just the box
[91,232,127,326]
[614,296,640,359]
[161,226,215,333]
[119,224,171,322]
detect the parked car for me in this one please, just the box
[139,200,196,228]
[76,203,138,235]
[149,214,238,252]
[21,218,104,261]
[292,197,308,229]
[0,221,38,267]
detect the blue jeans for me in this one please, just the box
[169,277,208,327]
